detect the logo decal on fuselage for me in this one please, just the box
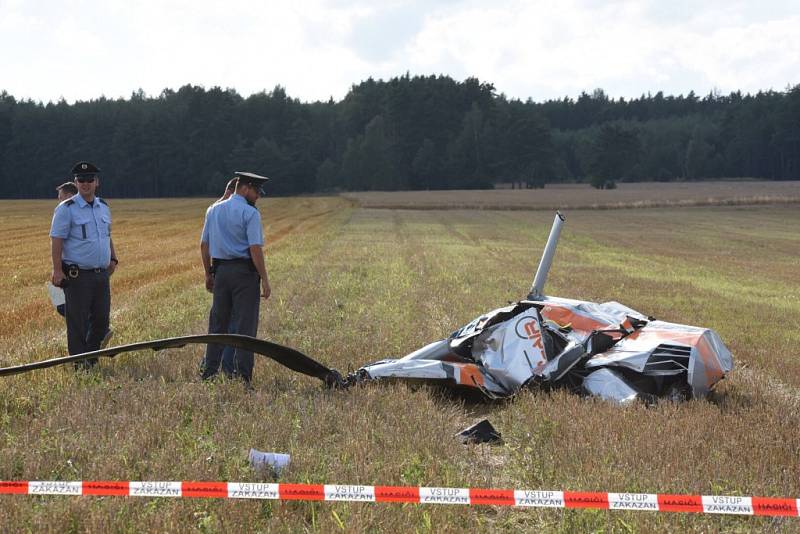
[514,315,544,352]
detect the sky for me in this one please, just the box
[1,0,799,104]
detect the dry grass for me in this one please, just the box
[343,180,800,210]
[0,196,799,531]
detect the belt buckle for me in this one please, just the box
[93,268,102,273]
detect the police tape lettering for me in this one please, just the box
[0,480,797,518]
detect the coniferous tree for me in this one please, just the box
[589,123,641,188]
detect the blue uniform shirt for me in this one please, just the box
[50,195,112,269]
[201,193,264,259]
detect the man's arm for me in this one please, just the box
[201,241,213,292]
[108,238,118,275]
[49,203,70,286]
[51,237,65,286]
[249,244,271,300]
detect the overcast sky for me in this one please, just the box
[1,0,799,104]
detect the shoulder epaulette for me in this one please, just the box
[98,198,109,206]
[64,199,75,206]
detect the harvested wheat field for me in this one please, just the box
[0,192,799,531]
[344,180,800,210]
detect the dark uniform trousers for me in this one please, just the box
[201,262,260,382]
[63,268,110,369]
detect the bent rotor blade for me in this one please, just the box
[0,334,337,383]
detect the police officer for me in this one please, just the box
[51,182,78,317]
[50,162,118,370]
[200,172,271,384]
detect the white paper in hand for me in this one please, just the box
[47,282,65,307]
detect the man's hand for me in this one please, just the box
[205,273,214,292]
[52,270,65,288]
[108,261,117,276]
[261,280,271,300]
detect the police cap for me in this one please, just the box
[234,171,269,194]
[72,161,101,177]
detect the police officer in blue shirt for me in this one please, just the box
[200,172,271,384]
[50,162,118,370]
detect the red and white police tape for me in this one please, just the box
[1,481,798,516]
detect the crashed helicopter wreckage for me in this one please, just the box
[0,212,732,404]
[349,212,733,403]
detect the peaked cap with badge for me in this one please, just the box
[235,171,269,194]
[72,161,101,177]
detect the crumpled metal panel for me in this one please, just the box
[362,359,454,381]
[470,309,548,391]
[361,353,510,396]
[583,368,640,404]
[585,320,732,385]
[585,349,652,372]
[540,341,587,381]
[706,328,733,374]
[688,328,733,397]
[536,296,648,339]
[451,303,518,342]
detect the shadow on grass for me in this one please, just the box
[706,384,754,413]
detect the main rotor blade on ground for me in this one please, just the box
[0,334,338,384]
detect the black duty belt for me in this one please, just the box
[61,262,106,279]
[212,257,252,265]
[211,257,255,273]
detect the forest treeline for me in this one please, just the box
[0,74,798,198]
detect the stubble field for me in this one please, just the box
[0,185,799,531]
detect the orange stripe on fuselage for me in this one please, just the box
[452,363,485,387]
[625,328,702,345]
[541,305,612,333]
